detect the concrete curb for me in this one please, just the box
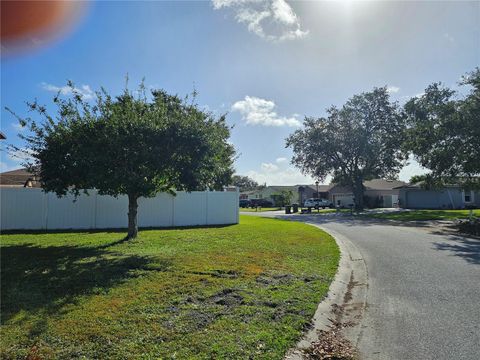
[285,223,369,359]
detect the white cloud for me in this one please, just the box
[41,82,94,100]
[398,155,429,183]
[212,0,256,9]
[212,0,308,41]
[231,96,301,127]
[247,166,313,186]
[261,162,279,172]
[8,147,34,163]
[387,86,400,94]
[245,158,314,185]
[0,148,32,172]
[0,161,17,172]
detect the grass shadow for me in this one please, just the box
[0,242,168,325]
[0,223,236,236]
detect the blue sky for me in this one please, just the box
[1,0,479,185]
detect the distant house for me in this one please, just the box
[0,168,41,188]
[326,179,407,208]
[298,184,333,205]
[327,184,355,207]
[240,186,299,206]
[396,183,480,209]
[240,179,408,208]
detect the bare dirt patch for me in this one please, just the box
[303,271,360,360]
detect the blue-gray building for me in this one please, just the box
[397,184,480,209]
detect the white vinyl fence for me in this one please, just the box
[0,188,239,231]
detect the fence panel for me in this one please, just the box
[0,188,239,231]
[207,191,239,225]
[95,193,129,229]
[138,193,174,228]
[1,188,46,230]
[46,192,96,229]
[173,191,207,227]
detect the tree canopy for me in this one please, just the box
[286,87,406,210]
[271,190,294,207]
[231,175,258,192]
[8,81,235,238]
[403,68,480,189]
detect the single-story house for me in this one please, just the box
[327,179,407,208]
[0,168,41,188]
[240,186,299,206]
[396,183,480,209]
[241,179,408,208]
[297,184,333,205]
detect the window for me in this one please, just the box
[464,191,473,203]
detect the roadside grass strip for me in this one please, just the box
[363,209,480,221]
[240,207,282,212]
[1,215,339,359]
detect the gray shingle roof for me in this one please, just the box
[364,179,407,190]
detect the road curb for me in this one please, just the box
[285,223,369,359]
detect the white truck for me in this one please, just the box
[303,198,333,209]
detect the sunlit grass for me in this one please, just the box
[1,215,339,359]
[364,209,480,221]
[240,207,282,212]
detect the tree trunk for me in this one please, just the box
[127,194,139,239]
[352,176,364,211]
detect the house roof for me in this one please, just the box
[0,168,41,187]
[268,185,298,192]
[240,185,298,195]
[328,184,352,194]
[329,179,407,194]
[0,131,6,140]
[299,184,334,192]
[364,179,407,190]
[238,179,406,195]
[240,190,260,195]
[394,182,462,190]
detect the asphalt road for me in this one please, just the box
[244,212,480,360]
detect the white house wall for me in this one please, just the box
[0,188,239,231]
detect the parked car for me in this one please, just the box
[304,198,333,209]
[250,199,273,207]
[239,199,251,208]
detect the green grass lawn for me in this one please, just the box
[308,209,350,214]
[240,208,348,214]
[1,216,339,360]
[364,209,480,221]
[240,207,282,212]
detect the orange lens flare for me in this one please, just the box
[1,0,88,56]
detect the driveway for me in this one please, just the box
[244,211,480,360]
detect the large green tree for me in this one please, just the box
[403,68,480,189]
[286,87,406,210]
[271,190,294,207]
[231,175,258,192]
[8,81,235,239]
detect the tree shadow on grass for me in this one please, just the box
[433,237,480,265]
[0,241,171,326]
[0,223,235,236]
